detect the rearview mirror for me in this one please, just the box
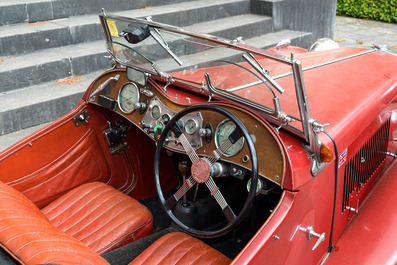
[121,23,150,44]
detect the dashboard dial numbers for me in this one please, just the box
[185,119,198,134]
[118,82,140,114]
[151,105,161,119]
[215,120,245,157]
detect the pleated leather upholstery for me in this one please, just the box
[128,232,231,265]
[42,182,153,255]
[0,180,109,264]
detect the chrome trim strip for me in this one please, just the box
[229,49,376,93]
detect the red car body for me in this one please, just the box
[0,13,396,265]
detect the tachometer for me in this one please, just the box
[215,119,245,157]
[118,82,140,114]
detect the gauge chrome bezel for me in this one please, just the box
[185,119,199,135]
[215,119,245,157]
[118,82,140,114]
[151,105,162,120]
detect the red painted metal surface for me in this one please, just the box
[324,160,397,265]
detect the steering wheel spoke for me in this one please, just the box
[207,127,242,166]
[165,176,196,209]
[179,133,200,163]
[205,177,236,223]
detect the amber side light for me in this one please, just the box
[320,143,333,163]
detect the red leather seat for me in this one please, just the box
[41,182,153,254]
[128,232,231,265]
[0,181,151,264]
[0,181,230,264]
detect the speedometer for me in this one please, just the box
[215,119,245,157]
[118,82,140,114]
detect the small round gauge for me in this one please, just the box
[151,105,161,119]
[185,119,198,134]
[215,119,245,157]
[118,82,140,114]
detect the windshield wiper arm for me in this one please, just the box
[243,53,284,94]
[146,17,183,66]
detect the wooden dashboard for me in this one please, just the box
[87,69,285,185]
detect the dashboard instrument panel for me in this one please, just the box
[88,69,285,185]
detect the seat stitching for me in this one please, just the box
[93,206,152,253]
[13,232,76,253]
[173,239,202,265]
[179,243,208,265]
[139,233,191,265]
[43,184,108,222]
[73,196,137,242]
[25,239,98,264]
[0,189,36,210]
[62,191,121,234]
[66,193,128,237]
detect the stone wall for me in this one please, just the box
[251,0,337,43]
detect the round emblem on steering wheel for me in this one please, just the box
[191,159,211,183]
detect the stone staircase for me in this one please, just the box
[0,0,326,149]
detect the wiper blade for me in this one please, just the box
[243,53,284,94]
[146,17,183,66]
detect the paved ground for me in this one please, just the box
[334,16,397,49]
[1,16,397,152]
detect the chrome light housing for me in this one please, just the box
[309,38,340,52]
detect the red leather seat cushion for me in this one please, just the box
[41,182,153,254]
[0,181,109,264]
[129,232,231,265]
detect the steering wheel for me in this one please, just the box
[154,104,258,238]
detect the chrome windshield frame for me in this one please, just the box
[99,12,322,171]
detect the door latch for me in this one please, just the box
[300,226,325,251]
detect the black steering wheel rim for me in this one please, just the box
[154,104,258,238]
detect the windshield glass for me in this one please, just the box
[100,13,305,135]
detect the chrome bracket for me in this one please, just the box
[73,110,91,127]
[90,74,120,101]
[300,226,325,251]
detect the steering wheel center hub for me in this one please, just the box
[191,159,211,183]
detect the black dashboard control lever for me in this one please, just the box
[142,124,154,134]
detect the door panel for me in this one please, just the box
[0,101,134,208]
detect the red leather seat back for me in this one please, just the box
[128,232,231,265]
[0,181,109,264]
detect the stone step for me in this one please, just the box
[0,40,110,93]
[0,71,102,136]
[0,0,250,56]
[0,13,271,92]
[0,0,188,26]
[0,29,312,136]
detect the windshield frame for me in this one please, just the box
[99,12,314,145]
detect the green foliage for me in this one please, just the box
[337,0,397,23]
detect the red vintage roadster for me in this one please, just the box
[0,11,396,265]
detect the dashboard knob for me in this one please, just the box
[161,114,171,124]
[134,102,147,110]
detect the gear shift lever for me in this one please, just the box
[178,161,190,205]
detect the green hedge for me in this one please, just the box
[337,0,397,23]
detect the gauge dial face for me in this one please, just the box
[118,82,140,114]
[215,120,245,157]
[151,105,161,119]
[185,119,198,134]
